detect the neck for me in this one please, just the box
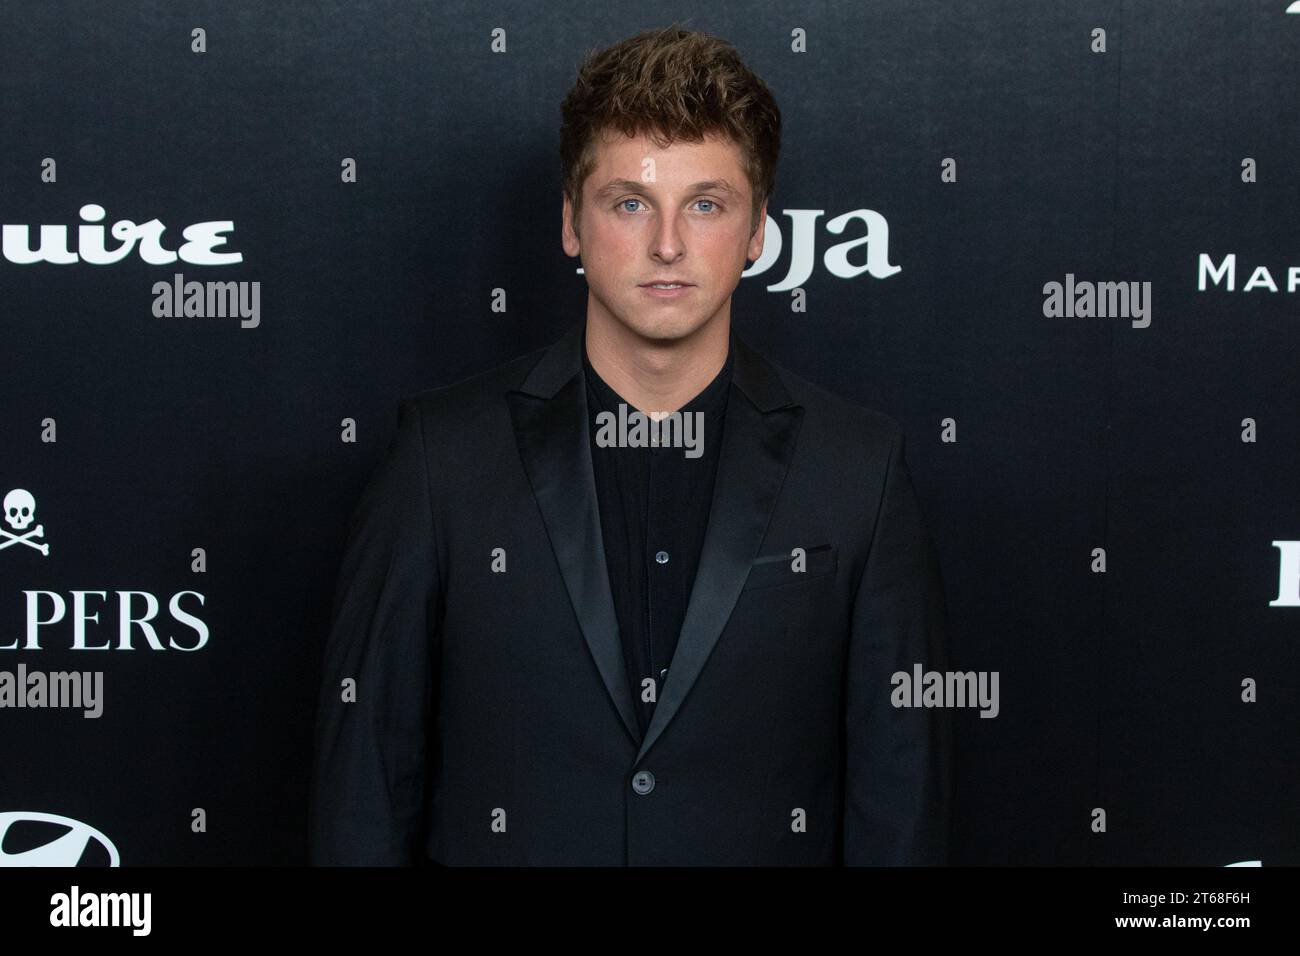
[584,308,731,416]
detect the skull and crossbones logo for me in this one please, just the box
[2,488,49,556]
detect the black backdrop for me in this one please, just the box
[1,0,1296,866]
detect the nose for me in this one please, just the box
[649,206,685,262]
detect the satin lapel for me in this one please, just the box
[634,332,804,764]
[506,323,641,746]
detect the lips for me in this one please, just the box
[640,282,695,298]
[639,281,695,287]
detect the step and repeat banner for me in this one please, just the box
[0,1,1296,866]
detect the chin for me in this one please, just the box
[619,306,717,339]
[627,317,709,342]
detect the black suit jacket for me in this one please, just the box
[308,318,953,865]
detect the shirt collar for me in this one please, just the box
[583,340,733,418]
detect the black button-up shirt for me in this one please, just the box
[583,341,734,739]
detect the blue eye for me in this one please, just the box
[616,198,722,214]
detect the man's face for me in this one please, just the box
[562,128,767,345]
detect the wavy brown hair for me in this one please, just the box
[560,23,782,237]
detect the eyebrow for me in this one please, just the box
[593,178,740,199]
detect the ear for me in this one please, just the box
[747,197,769,263]
[562,191,581,256]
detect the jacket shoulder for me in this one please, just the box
[398,340,551,418]
[760,350,903,450]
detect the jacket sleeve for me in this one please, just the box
[308,397,440,865]
[842,423,953,865]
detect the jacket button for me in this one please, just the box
[631,770,655,795]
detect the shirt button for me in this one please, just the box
[659,667,669,681]
[655,550,669,565]
[631,770,656,795]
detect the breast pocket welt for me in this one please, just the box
[740,544,838,592]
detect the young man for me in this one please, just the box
[309,24,952,866]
